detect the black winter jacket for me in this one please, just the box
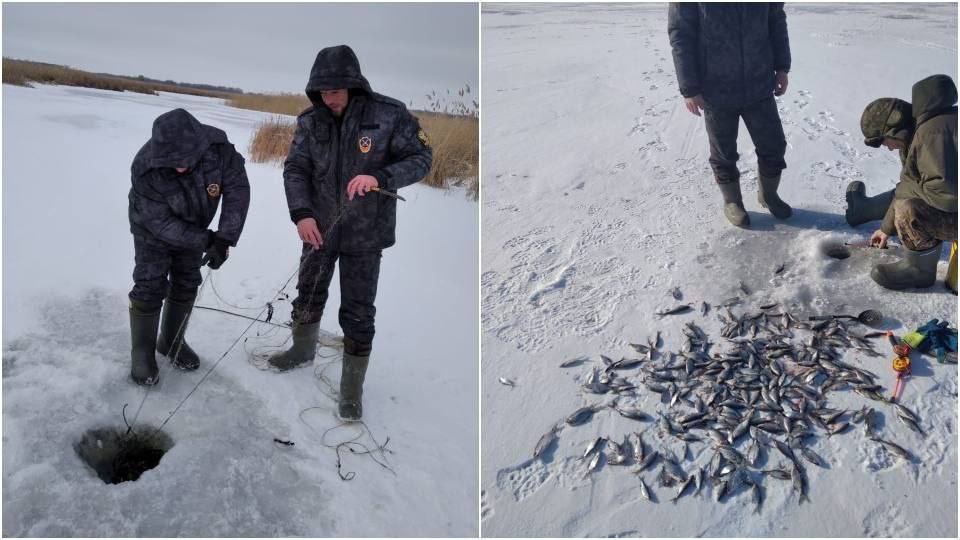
[283,45,432,252]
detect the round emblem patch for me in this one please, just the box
[206,184,221,198]
[359,136,372,154]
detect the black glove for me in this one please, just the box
[204,233,230,270]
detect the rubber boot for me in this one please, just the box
[758,173,793,219]
[338,337,371,421]
[871,242,942,290]
[156,297,200,370]
[130,300,161,386]
[845,181,894,227]
[717,181,750,227]
[267,321,320,371]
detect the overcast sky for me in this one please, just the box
[2,2,478,108]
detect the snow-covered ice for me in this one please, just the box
[481,3,957,537]
[2,84,478,536]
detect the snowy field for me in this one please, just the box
[2,84,478,536]
[481,3,957,537]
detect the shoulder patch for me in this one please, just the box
[417,127,430,147]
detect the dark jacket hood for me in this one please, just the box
[912,74,958,126]
[305,45,373,108]
[133,109,226,177]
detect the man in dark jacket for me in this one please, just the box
[668,2,793,227]
[868,75,958,290]
[128,108,250,385]
[846,97,914,227]
[268,45,432,421]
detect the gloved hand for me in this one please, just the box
[204,232,231,270]
[914,319,958,364]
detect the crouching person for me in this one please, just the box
[128,109,250,385]
[268,45,432,421]
[870,75,957,290]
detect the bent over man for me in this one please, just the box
[128,108,250,385]
[668,2,793,227]
[269,45,432,421]
[869,75,958,291]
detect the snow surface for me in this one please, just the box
[2,84,478,536]
[481,3,957,537]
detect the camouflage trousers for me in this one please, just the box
[703,96,788,183]
[130,237,203,308]
[291,245,382,345]
[893,198,958,251]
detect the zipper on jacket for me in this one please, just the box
[739,6,746,107]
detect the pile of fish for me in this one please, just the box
[532,304,924,510]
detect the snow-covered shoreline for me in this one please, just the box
[2,84,478,536]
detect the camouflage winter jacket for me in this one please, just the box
[881,75,958,235]
[283,45,433,252]
[129,108,250,250]
[668,2,791,109]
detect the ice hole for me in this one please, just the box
[74,426,174,484]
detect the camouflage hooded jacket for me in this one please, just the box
[881,75,958,235]
[668,3,791,109]
[128,108,250,250]
[283,45,433,252]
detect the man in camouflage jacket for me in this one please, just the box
[865,75,958,291]
[668,2,793,227]
[268,45,432,421]
[128,108,250,385]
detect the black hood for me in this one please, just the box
[912,74,958,126]
[305,45,372,107]
[133,109,226,176]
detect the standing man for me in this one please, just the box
[869,74,957,291]
[269,45,432,421]
[128,108,250,385]
[668,3,793,227]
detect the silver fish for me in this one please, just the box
[800,447,828,468]
[533,425,559,459]
[559,356,588,368]
[584,451,604,477]
[791,464,809,504]
[637,450,659,471]
[657,304,693,317]
[638,477,653,502]
[873,437,912,461]
[498,377,516,387]
[671,475,695,503]
[582,436,604,459]
[566,406,596,426]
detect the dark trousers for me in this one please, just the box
[291,245,382,345]
[703,96,787,183]
[130,238,203,308]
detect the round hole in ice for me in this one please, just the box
[74,426,174,484]
[821,242,851,260]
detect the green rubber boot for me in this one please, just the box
[267,321,320,371]
[156,297,200,370]
[338,337,371,421]
[717,180,750,228]
[129,300,161,386]
[845,181,895,227]
[758,173,793,219]
[871,242,942,290]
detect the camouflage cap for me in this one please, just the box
[860,98,912,147]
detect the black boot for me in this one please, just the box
[267,321,320,371]
[339,337,371,421]
[717,180,750,227]
[845,181,894,227]
[758,173,793,219]
[130,300,161,386]
[156,297,200,370]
